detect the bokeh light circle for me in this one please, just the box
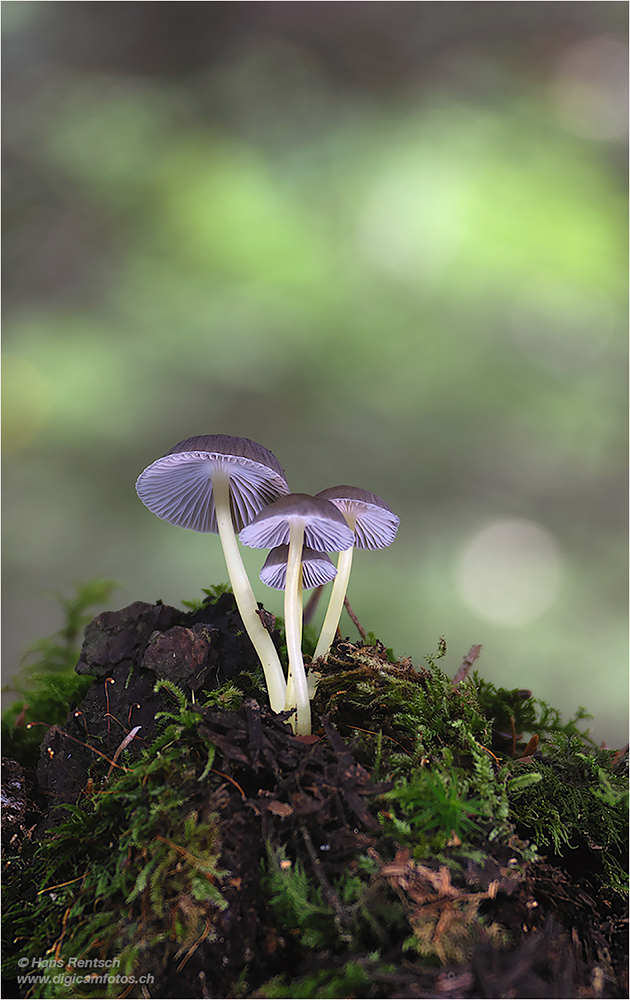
[457,519,563,626]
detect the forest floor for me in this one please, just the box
[2,588,628,999]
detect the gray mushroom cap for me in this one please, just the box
[239,493,355,552]
[315,485,400,549]
[135,434,289,532]
[260,545,337,591]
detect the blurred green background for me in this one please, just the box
[3,3,627,744]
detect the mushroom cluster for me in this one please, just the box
[136,435,399,734]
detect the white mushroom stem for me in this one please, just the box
[284,518,311,735]
[313,510,357,661]
[312,545,355,660]
[213,473,287,714]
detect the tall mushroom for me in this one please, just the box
[135,434,290,714]
[239,494,354,734]
[312,486,400,661]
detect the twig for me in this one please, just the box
[343,598,367,640]
[510,716,517,758]
[176,919,212,971]
[209,768,246,799]
[105,725,142,781]
[452,644,483,687]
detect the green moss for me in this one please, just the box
[259,959,377,999]
[2,587,627,999]
[381,766,489,843]
[311,637,626,896]
[4,695,226,998]
[507,732,628,888]
[264,844,335,950]
[474,671,596,744]
[313,649,491,768]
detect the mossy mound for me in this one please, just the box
[2,586,628,999]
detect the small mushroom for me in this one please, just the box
[260,545,337,709]
[135,434,289,713]
[259,545,337,592]
[239,494,354,734]
[312,486,400,661]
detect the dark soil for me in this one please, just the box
[2,594,628,999]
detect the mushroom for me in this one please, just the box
[312,486,400,661]
[259,544,338,713]
[259,545,337,592]
[239,494,354,734]
[135,434,290,714]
